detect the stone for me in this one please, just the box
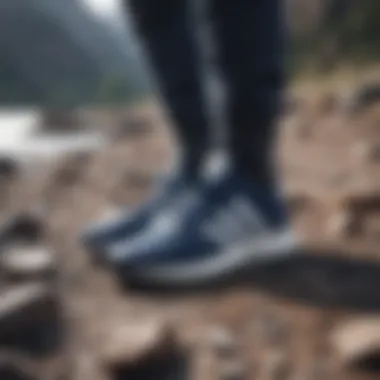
[264,351,290,380]
[0,213,45,246]
[256,314,290,346]
[348,82,380,115]
[0,245,56,280]
[220,361,247,380]
[0,283,58,339]
[317,93,340,116]
[285,193,310,215]
[328,171,350,188]
[51,152,92,188]
[0,354,38,380]
[0,157,19,180]
[295,120,313,139]
[97,319,189,380]
[326,209,359,237]
[208,326,238,357]
[40,110,86,133]
[353,142,380,163]
[331,318,380,371]
[97,319,178,370]
[281,94,302,117]
[114,115,155,139]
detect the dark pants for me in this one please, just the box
[127,0,286,188]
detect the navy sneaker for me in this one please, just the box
[81,172,190,254]
[105,168,297,286]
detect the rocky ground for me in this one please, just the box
[0,74,380,380]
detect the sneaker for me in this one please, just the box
[105,167,297,286]
[81,173,190,254]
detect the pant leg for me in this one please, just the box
[126,0,210,178]
[210,0,287,188]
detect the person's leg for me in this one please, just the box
[82,0,211,251]
[127,0,210,178]
[210,0,286,189]
[98,0,296,286]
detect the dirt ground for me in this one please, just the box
[1,74,380,380]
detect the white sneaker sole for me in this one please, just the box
[126,228,298,286]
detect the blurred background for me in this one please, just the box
[1,1,380,380]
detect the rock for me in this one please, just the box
[0,213,45,246]
[317,93,340,116]
[256,314,289,346]
[306,358,330,380]
[0,157,19,181]
[98,319,189,380]
[344,193,380,217]
[0,283,58,339]
[113,115,155,139]
[295,120,313,139]
[122,170,155,189]
[0,245,56,280]
[40,110,87,133]
[97,319,178,370]
[281,94,302,117]
[220,361,247,380]
[326,209,359,237]
[328,171,349,188]
[208,326,238,357]
[348,82,380,115]
[353,141,380,163]
[331,318,380,371]
[285,193,310,215]
[0,354,39,380]
[264,351,290,380]
[51,152,92,187]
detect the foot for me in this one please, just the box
[81,173,190,253]
[105,167,297,286]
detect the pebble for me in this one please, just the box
[0,354,38,380]
[265,351,290,380]
[0,245,56,280]
[0,157,18,180]
[331,317,380,370]
[353,141,380,162]
[220,361,247,380]
[295,120,313,139]
[285,193,310,215]
[326,209,358,237]
[348,82,380,114]
[256,314,290,346]
[97,319,178,370]
[208,326,238,357]
[114,115,155,139]
[317,93,340,116]
[0,213,45,245]
[0,283,57,338]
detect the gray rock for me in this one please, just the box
[97,319,178,370]
[0,353,39,380]
[0,283,58,338]
[0,213,45,246]
[348,82,380,115]
[208,326,238,357]
[220,361,247,380]
[0,245,56,280]
[331,317,380,370]
[0,157,19,180]
[265,352,290,380]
